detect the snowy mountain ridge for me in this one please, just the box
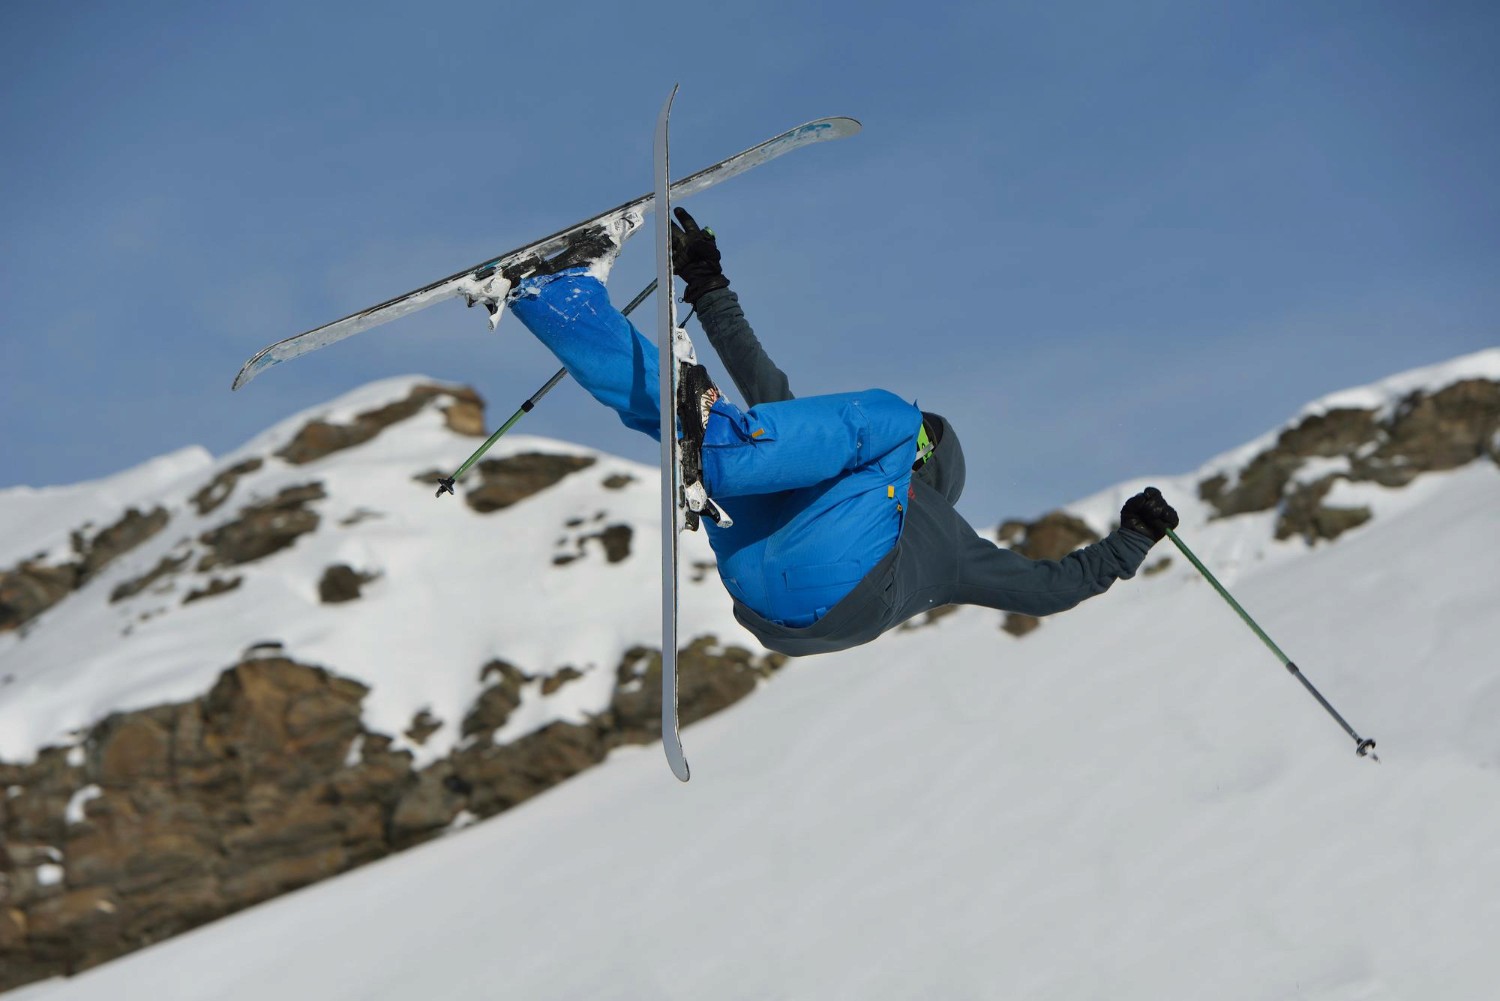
[1,349,1498,996]
[0,376,742,765]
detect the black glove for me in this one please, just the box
[670,207,731,304]
[1120,486,1179,543]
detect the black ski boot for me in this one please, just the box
[500,210,642,286]
[676,363,730,530]
[464,210,642,323]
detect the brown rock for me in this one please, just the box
[440,387,487,437]
[1276,408,1380,460]
[95,714,172,784]
[318,564,377,604]
[1275,477,1372,545]
[405,710,443,745]
[540,667,584,696]
[462,661,529,739]
[75,507,170,584]
[197,483,325,571]
[0,905,28,949]
[1003,613,1042,637]
[1018,512,1101,560]
[0,629,792,992]
[0,562,77,633]
[110,552,191,603]
[586,524,633,564]
[115,873,221,948]
[995,520,1028,547]
[1200,379,1500,524]
[452,721,607,818]
[200,659,369,786]
[994,511,1101,562]
[22,885,120,946]
[611,637,783,733]
[191,458,266,516]
[1360,379,1500,482]
[390,764,464,845]
[1142,556,1173,576]
[465,452,597,513]
[218,845,346,905]
[277,383,483,465]
[182,576,242,604]
[3,844,64,906]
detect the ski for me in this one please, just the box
[232,114,862,391]
[656,86,692,783]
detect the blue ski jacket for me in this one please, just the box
[691,287,1154,657]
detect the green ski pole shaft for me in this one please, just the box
[1165,528,1378,761]
[435,278,658,498]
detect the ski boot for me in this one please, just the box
[677,363,732,530]
[461,209,644,328]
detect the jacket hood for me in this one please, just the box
[914,411,965,505]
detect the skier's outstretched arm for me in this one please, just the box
[672,208,794,407]
[949,489,1178,617]
[951,528,1152,617]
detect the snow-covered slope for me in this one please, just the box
[0,376,742,766]
[5,352,1500,999]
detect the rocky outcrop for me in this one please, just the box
[318,565,378,604]
[463,453,598,514]
[601,473,636,490]
[553,523,633,566]
[110,552,192,604]
[0,657,388,988]
[0,563,76,634]
[0,507,171,634]
[1002,613,1041,638]
[276,384,485,466]
[1200,379,1500,543]
[190,459,265,517]
[0,638,784,992]
[1273,479,1372,545]
[197,484,325,571]
[73,509,171,584]
[182,577,243,605]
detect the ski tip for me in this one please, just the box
[231,349,274,391]
[664,739,691,782]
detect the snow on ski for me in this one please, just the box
[655,85,691,783]
[232,115,861,391]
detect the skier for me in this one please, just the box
[506,208,1179,657]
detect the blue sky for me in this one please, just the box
[3,0,1496,523]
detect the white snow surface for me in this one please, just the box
[0,375,738,765]
[5,356,1500,999]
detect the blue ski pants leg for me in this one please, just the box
[507,270,662,437]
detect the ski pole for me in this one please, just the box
[1165,528,1378,762]
[435,278,658,498]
